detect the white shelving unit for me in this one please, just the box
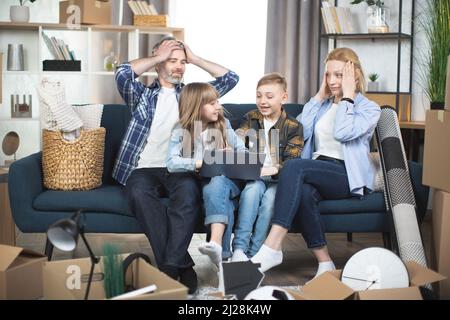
[0,22,183,165]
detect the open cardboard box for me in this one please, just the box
[287,261,445,300]
[0,244,47,300]
[43,254,187,300]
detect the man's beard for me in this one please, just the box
[166,72,183,85]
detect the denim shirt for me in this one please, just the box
[298,93,381,196]
[112,63,239,185]
[167,119,246,172]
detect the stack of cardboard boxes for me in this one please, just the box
[422,53,450,299]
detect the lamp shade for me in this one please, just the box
[47,213,81,251]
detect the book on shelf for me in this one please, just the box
[42,31,77,61]
[128,0,157,16]
[321,1,354,34]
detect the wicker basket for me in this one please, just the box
[42,128,106,191]
[133,15,168,27]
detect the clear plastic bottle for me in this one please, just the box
[104,52,119,72]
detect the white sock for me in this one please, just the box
[198,241,222,266]
[250,244,283,272]
[314,261,336,278]
[231,249,249,262]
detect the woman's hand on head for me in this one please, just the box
[314,71,331,102]
[342,61,357,99]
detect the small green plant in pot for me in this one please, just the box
[417,0,450,110]
[367,73,380,92]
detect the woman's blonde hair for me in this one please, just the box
[178,82,228,154]
[325,47,366,94]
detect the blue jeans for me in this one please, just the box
[232,180,277,257]
[273,158,351,248]
[202,175,242,259]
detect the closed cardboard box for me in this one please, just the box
[423,110,450,193]
[431,190,450,299]
[43,254,187,300]
[60,0,111,25]
[0,245,47,300]
[446,55,450,111]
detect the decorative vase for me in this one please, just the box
[367,5,390,33]
[104,52,119,72]
[367,81,379,92]
[10,6,30,23]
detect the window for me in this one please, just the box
[169,0,268,103]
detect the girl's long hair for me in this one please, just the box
[178,82,228,155]
[325,47,366,94]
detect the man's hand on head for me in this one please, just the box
[182,43,200,65]
[153,40,183,63]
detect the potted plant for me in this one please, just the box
[367,73,380,91]
[417,0,450,110]
[10,0,37,23]
[351,0,390,33]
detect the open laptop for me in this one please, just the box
[200,150,266,181]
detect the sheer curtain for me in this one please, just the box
[265,0,320,104]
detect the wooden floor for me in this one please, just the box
[16,211,432,288]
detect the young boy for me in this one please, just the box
[230,73,304,261]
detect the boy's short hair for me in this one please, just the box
[152,36,185,55]
[257,73,287,91]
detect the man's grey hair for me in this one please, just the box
[152,36,185,55]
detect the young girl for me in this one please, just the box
[251,48,381,278]
[167,82,246,265]
[230,73,303,262]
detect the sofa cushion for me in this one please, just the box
[318,191,385,214]
[34,184,132,216]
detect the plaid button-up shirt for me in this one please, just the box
[112,63,239,185]
[236,109,304,172]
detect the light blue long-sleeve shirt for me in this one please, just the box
[298,93,381,196]
[167,118,246,172]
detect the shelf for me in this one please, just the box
[41,71,88,75]
[4,71,40,75]
[399,121,425,130]
[0,22,184,35]
[0,117,39,121]
[321,33,413,40]
[366,91,411,95]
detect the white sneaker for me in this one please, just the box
[198,241,222,266]
[231,249,249,262]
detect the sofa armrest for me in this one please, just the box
[8,152,44,231]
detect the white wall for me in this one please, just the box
[333,0,428,121]
[168,0,268,104]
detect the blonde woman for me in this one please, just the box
[251,48,381,279]
[167,82,246,266]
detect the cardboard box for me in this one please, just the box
[286,261,445,300]
[59,0,111,25]
[423,110,450,192]
[366,92,411,121]
[43,254,187,300]
[0,244,47,300]
[431,190,450,299]
[446,55,450,111]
